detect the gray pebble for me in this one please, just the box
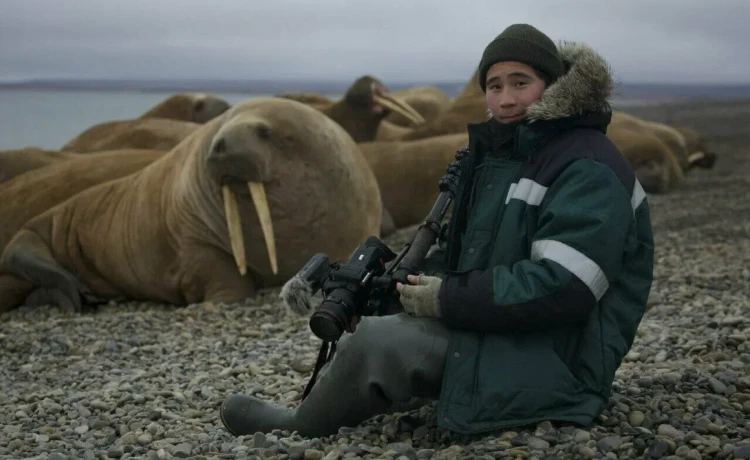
[574,430,591,443]
[629,410,645,427]
[708,377,727,394]
[107,445,124,458]
[118,432,138,445]
[579,446,596,458]
[527,436,549,450]
[735,445,750,459]
[305,449,324,460]
[597,435,623,453]
[173,442,193,457]
[657,424,684,439]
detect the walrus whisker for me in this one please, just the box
[373,94,425,126]
[222,185,247,276]
[248,181,278,276]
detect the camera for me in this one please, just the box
[292,236,403,342]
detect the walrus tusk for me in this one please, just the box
[222,185,247,276]
[372,94,425,126]
[687,151,706,165]
[248,181,278,276]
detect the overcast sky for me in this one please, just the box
[1,0,748,85]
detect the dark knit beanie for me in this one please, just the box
[478,24,565,92]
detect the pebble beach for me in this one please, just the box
[1,97,749,460]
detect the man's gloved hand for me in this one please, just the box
[396,274,442,318]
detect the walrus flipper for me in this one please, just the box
[0,230,97,313]
[23,287,105,313]
[0,275,35,312]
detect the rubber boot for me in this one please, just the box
[220,312,450,438]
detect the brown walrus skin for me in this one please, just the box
[0,149,165,253]
[358,133,468,230]
[275,92,333,111]
[0,148,80,184]
[606,123,684,194]
[0,97,382,312]
[383,85,452,127]
[60,118,201,153]
[139,92,231,123]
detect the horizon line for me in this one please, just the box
[1,77,750,87]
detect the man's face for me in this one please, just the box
[485,61,546,124]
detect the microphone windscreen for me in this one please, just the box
[280,275,314,316]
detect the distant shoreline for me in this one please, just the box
[0,86,271,95]
[2,79,750,99]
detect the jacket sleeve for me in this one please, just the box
[438,158,636,333]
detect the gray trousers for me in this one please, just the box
[220,312,451,437]
[315,313,450,408]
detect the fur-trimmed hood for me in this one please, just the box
[492,41,614,124]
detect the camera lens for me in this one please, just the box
[309,309,347,341]
[309,288,357,341]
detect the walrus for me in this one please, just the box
[0,149,165,253]
[0,97,382,312]
[606,123,684,194]
[139,92,231,123]
[673,125,718,170]
[383,85,452,127]
[358,133,468,230]
[610,112,689,168]
[300,75,425,142]
[0,148,79,184]
[275,93,333,111]
[610,111,712,173]
[61,118,201,153]
[374,120,413,141]
[375,70,488,141]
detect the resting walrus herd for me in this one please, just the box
[0,98,382,311]
[0,70,718,312]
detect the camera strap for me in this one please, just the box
[300,339,338,400]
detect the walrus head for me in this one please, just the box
[191,93,232,123]
[193,97,382,285]
[673,126,719,170]
[205,111,278,277]
[140,92,231,124]
[343,76,425,126]
[687,151,718,170]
